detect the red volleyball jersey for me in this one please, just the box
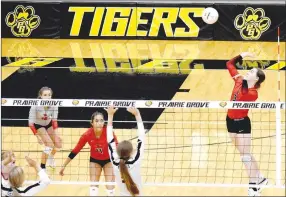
[226,55,258,119]
[71,127,118,160]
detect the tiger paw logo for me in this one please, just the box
[234,7,271,40]
[5,5,41,37]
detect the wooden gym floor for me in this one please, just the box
[1,39,285,196]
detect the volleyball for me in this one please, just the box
[202,7,219,24]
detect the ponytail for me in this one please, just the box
[119,159,139,196]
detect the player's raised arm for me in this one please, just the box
[104,106,119,166]
[226,52,255,80]
[126,107,145,161]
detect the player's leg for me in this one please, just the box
[235,133,267,196]
[37,127,54,170]
[235,133,260,183]
[228,132,237,144]
[103,161,115,196]
[226,116,237,144]
[235,117,267,196]
[47,126,62,168]
[227,116,259,181]
[89,161,103,196]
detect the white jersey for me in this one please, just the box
[1,169,50,196]
[1,172,12,196]
[28,106,58,126]
[107,122,145,196]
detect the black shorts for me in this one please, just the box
[226,116,251,134]
[90,157,111,168]
[34,121,52,131]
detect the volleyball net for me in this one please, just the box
[1,98,285,188]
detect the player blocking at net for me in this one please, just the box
[226,52,267,196]
[28,87,62,170]
[105,106,145,196]
[60,112,118,196]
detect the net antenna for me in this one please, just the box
[275,26,282,187]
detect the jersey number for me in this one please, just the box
[95,147,103,154]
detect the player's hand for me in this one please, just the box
[59,167,65,176]
[240,52,255,59]
[127,107,139,116]
[6,151,16,164]
[104,105,118,115]
[25,156,38,168]
[36,135,43,145]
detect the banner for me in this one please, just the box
[60,3,214,40]
[2,98,285,109]
[1,2,61,38]
[2,2,285,41]
[214,4,286,41]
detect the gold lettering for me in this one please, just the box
[102,7,131,36]
[149,8,179,37]
[90,43,105,72]
[174,8,203,37]
[127,7,153,36]
[90,7,105,36]
[69,7,95,36]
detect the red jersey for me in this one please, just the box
[226,55,258,119]
[71,127,118,160]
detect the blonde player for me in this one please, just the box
[28,86,62,170]
[105,106,145,196]
[226,52,267,196]
[2,156,50,196]
[1,151,16,196]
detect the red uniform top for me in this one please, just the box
[71,127,118,160]
[226,55,258,119]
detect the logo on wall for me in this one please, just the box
[234,7,271,40]
[6,39,42,64]
[5,5,41,37]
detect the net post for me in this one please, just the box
[275,102,282,187]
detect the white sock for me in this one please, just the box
[89,186,99,196]
[106,189,115,196]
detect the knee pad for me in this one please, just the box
[241,154,252,164]
[43,146,53,155]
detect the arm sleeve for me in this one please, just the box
[20,169,50,196]
[28,106,36,125]
[51,107,59,129]
[226,55,243,80]
[113,133,118,146]
[69,134,87,159]
[52,106,59,120]
[133,122,145,160]
[28,106,37,135]
[107,126,119,166]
